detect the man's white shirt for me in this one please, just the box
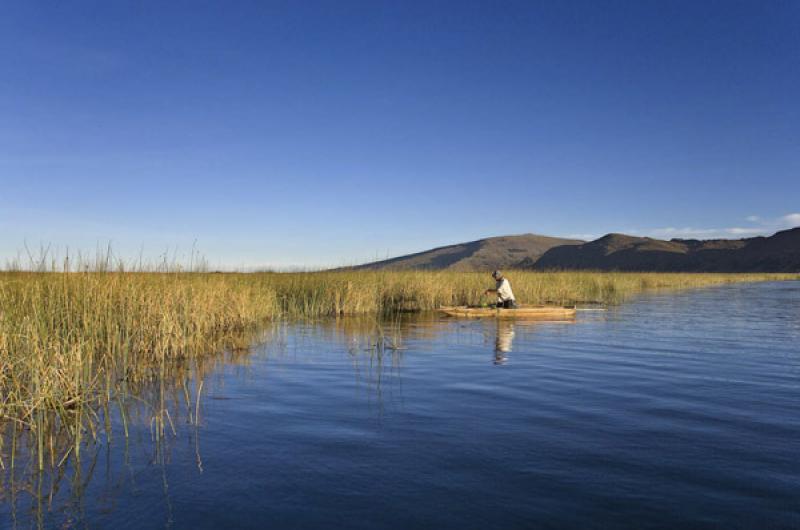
[496,278,515,302]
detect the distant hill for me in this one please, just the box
[349,228,800,272]
[532,227,800,272]
[352,234,584,271]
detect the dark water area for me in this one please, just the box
[2,282,799,529]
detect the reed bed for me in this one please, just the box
[0,269,797,474]
[266,270,800,314]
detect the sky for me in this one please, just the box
[1,1,799,269]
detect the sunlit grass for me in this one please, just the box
[0,267,797,473]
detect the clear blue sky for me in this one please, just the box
[2,1,798,268]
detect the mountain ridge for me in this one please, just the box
[350,233,583,271]
[349,228,800,272]
[532,227,800,272]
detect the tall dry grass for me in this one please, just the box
[260,269,799,314]
[0,268,797,472]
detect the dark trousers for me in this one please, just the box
[496,299,516,309]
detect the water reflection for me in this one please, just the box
[0,334,266,530]
[0,313,574,528]
[5,284,798,529]
[494,320,515,365]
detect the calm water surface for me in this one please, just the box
[2,282,799,529]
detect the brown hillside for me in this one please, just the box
[533,227,800,272]
[352,234,583,271]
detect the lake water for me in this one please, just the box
[2,282,799,529]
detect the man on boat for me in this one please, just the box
[486,270,517,309]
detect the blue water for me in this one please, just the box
[2,282,799,529]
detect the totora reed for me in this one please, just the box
[0,268,798,473]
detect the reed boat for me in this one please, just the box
[438,304,577,319]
